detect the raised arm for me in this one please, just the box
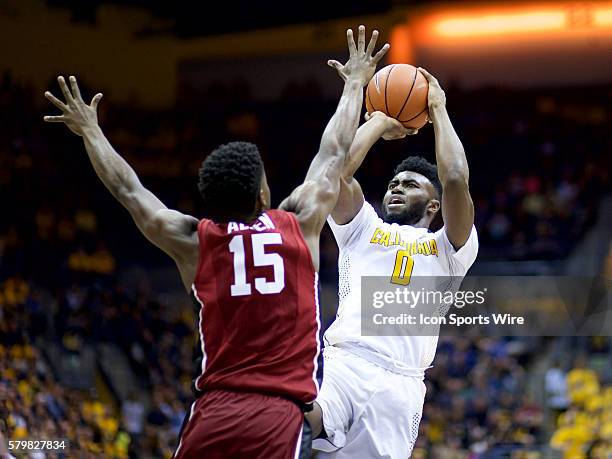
[44,76,199,290]
[419,68,474,249]
[331,111,416,224]
[279,26,389,269]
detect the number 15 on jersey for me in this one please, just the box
[229,233,286,296]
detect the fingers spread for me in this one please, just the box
[347,28,357,55]
[43,115,66,123]
[57,76,73,104]
[45,91,67,110]
[372,43,390,63]
[366,29,379,56]
[91,93,103,110]
[327,60,346,81]
[357,25,366,53]
[69,76,83,102]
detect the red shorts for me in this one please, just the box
[174,389,305,459]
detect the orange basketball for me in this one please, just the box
[365,63,429,130]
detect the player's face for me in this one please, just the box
[382,171,438,225]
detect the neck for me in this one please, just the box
[413,216,431,229]
[215,209,262,225]
[243,211,262,225]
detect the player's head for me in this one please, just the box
[198,141,270,223]
[382,156,441,227]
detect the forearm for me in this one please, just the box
[328,115,387,224]
[343,116,388,178]
[81,125,143,202]
[328,112,389,224]
[430,105,469,185]
[432,104,474,247]
[332,79,365,152]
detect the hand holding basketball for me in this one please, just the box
[418,67,446,121]
[327,25,390,87]
[365,111,418,140]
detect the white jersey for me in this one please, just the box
[325,201,479,369]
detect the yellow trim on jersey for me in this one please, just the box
[368,227,439,257]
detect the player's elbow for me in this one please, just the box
[320,135,348,160]
[142,210,172,244]
[315,179,340,206]
[115,180,146,209]
[442,168,469,191]
[116,186,137,208]
[335,134,353,155]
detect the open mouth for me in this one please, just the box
[388,196,404,206]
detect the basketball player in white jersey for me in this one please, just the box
[307,68,478,458]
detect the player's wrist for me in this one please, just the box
[380,115,402,134]
[344,76,367,88]
[428,101,446,113]
[365,112,389,127]
[80,123,103,139]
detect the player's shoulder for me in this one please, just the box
[433,224,479,271]
[263,209,300,232]
[354,200,385,229]
[153,208,199,228]
[434,224,479,245]
[267,208,292,222]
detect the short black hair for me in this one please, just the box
[394,156,442,199]
[198,141,263,222]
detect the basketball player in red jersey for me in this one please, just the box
[44,26,389,459]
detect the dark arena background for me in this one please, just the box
[1,1,612,458]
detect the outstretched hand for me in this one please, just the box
[44,76,103,136]
[365,111,418,140]
[328,25,389,87]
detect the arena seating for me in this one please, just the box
[1,71,610,457]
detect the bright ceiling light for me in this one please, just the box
[436,10,566,37]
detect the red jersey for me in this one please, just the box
[190,209,320,404]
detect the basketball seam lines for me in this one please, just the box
[366,86,374,113]
[399,105,428,123]
[384,64,396,118]
[395,66,419,119]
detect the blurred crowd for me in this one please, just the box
[549,352,612,459]
[0,276,539,459]
[0,275,195,458]
[0,340,131,458]
[1,71,611,287]
[414,337,543,458]
[1,68,611,458]
[4,270,610,459]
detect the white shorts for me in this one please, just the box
[313,346,426,459]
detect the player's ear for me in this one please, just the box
[258,189,267,209]
[427,199,440,216]
[257,186,271,212]
[258,169,271,210]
